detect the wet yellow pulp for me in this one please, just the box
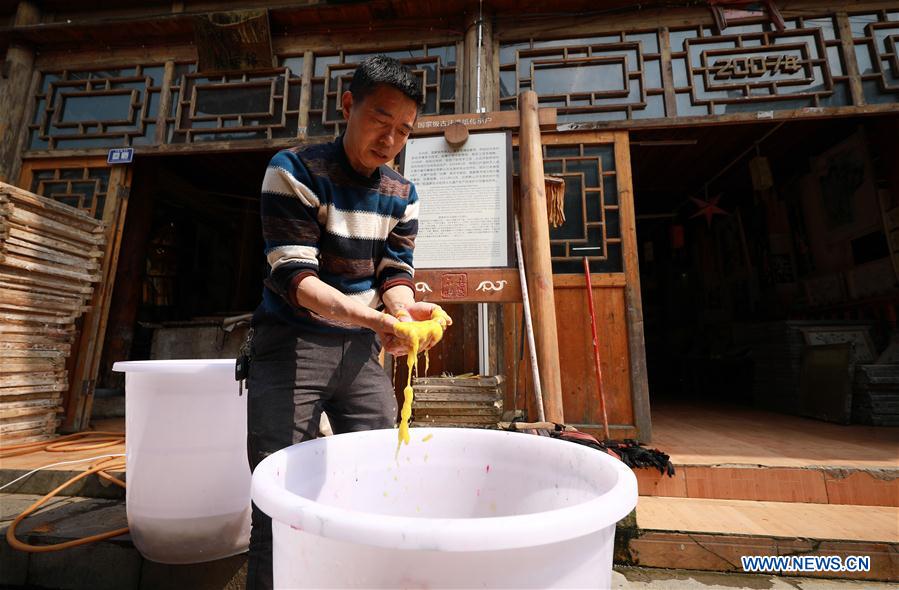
[394,307,452,447]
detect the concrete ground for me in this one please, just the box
[613,567,896,589]
[2,493,894,589]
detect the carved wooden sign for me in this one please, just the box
[194,9,274,74]
[413,269,521,303]
[713,54,802,79]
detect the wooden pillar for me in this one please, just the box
[518,90,564,423]
[659,27,678,118]
[298,50,314,139]
[615,131,652,442]
[154,61,176,145]
[464,4,501,379]
[464,4,496,113]
[0,1,40,183]
[837,12,865,107]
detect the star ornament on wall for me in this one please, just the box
[690,195,729,227]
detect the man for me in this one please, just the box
[245,55,443,589]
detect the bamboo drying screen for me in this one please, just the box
[0,182,105,443]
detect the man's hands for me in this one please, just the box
[380,302,453,357]
[400,301,446,322]
[375,313,408,356]
[292,276,451,357]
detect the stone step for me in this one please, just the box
[5,491,895,589]
[0,467,125,500]
[612,566,897,589]
[616,495,899,582]
[0,493,245,590]
[635,463,899,507]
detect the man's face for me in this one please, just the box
[341,84,418,177]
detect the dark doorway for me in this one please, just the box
[631,115,898,423]
[97,150,272,390]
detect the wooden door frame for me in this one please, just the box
[614,130,652,442]
[512,129,652,440]
[19,157,132,431]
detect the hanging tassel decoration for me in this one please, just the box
[545,176,566,228]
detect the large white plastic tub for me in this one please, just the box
[113,359,251,564]
[252,427,637,589]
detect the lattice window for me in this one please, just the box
[848,10,899,105]
[29,168,111,220]
[308,46,459,137]
[168,59,303,143]
[28,66,164,150]
[669,17,853,116]
[499,33,667,123]
[514,143,622,274]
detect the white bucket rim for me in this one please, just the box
[251,427,638,552]
[113,359,235,373]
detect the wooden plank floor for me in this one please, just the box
[637,496,899,543]
[0,418,124,472]
[652,403,899,469]
[4,404,897,474]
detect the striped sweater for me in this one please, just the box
[254,136,419,333]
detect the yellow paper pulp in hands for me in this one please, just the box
[395,307,452,447]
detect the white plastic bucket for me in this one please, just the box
[113,359,251,564]
[252,427,637,589]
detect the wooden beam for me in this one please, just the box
[552,103,899,133]
[659,26,678,118]
[155,61,176,145]
[492,0,893,41]
[298,50,314,140]
[836,12,865,107]
[34,44,197,69]
[515,130,617,146]
[614,131,652,443]
[456,40,466,114]
[18,103,899,166]
[23,137,328,160]
[464,9,478,113]
[465,6,496,113]
[518,90,564,423]
[413,108,556,136]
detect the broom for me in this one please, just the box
[504,178,673,475]
[502,257,674,476]
[580,256,674,476]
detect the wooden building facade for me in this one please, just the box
[1,0,897,440]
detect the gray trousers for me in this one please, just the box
[245,324,397,590]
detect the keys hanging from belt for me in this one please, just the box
[235,328,254,395]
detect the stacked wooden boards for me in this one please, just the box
[0,182,105,443]
[411,375,503,428]
[853,364,899,426]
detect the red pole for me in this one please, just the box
[583,257,611,440]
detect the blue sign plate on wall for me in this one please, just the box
[107,148,134,165]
